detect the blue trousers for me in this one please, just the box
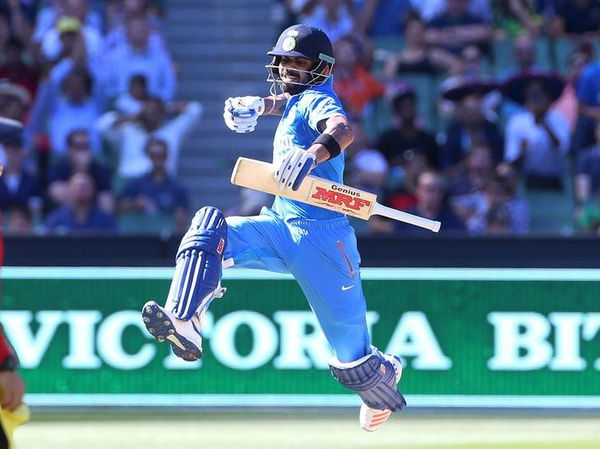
[224,208,371,362]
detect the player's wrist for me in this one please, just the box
[307,146,329,164]
[312,133,341,160]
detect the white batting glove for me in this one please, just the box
[223,96,265,133]
[274,148,317,191]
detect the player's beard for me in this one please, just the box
[280,68,310,95]
[282,81,306,95]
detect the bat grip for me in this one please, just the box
[373,203,441,233]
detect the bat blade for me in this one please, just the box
[231,157,440,232]
[231,157,376,219]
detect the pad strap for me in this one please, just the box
[330,349,406,412]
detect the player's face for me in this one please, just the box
[278,56,314,90]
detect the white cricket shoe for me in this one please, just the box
[359,354,403,432]
[141,300,203,361]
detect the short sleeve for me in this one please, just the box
[302,93,345,133]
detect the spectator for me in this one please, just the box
[114,73,149,116]
[575,120,600,209]
[0,136,40,211]
[348,149,389,196]
[97,97,202,180]
[438,46,501,120]
[376,85,440,168]
[27,58,104,155]
[446,143,494,196]
[553,44,595,133]
[452,172,529,235]
[354,0,413,37]
[551,0,600,38]
[39,14,102,65]
[382,11,460,78]
[500,32,537,79]
[333,35,385,118]
[5,203,33,234]
[499,33,541,119]
[101,14,176,101]
[439,80,503,170]
[33,0,103,45]
[118,138,189,232]
[343,114,373,160]
[414,0,492,23]
[425,0,492,56]
[572,57,600,154]
[0,80,30,124]
[47,128,113,213]
[493,0,547,38]
[0,36,40,100]
[105,0,163,32]
[383,148,429,212]
[0,81,30,155]
[484,203,511,235]
[373,169,464,234]
[103,7,167,54]
[0,0,35,45]
[303,0,354,44]
[45,171,116,233]
[502,71,570,190]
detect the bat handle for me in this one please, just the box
[373,203,441,233]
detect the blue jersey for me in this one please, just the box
[271,77,347,220]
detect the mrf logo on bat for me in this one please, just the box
[310,184,372,214]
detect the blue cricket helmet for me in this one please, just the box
[266,24,335,93]
[268,24,335,63]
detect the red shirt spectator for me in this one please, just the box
[0,37,39,101]
[333,37,385,117]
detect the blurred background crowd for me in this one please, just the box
[0,0,199,235]
[0,0,598,237]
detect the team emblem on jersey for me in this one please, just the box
[282,36,296,51]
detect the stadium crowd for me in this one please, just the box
[0,0,599,237]
[274,0,600,236]
[0,0,199,235]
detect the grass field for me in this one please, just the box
[15,412,600,449]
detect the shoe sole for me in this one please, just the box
[142,301,203,361]
[360,407,392,432]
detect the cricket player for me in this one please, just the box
[142,24,406,431]
[0,117,30,449]
[0,326,29,449]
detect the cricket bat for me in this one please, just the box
[231,157,441,233]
